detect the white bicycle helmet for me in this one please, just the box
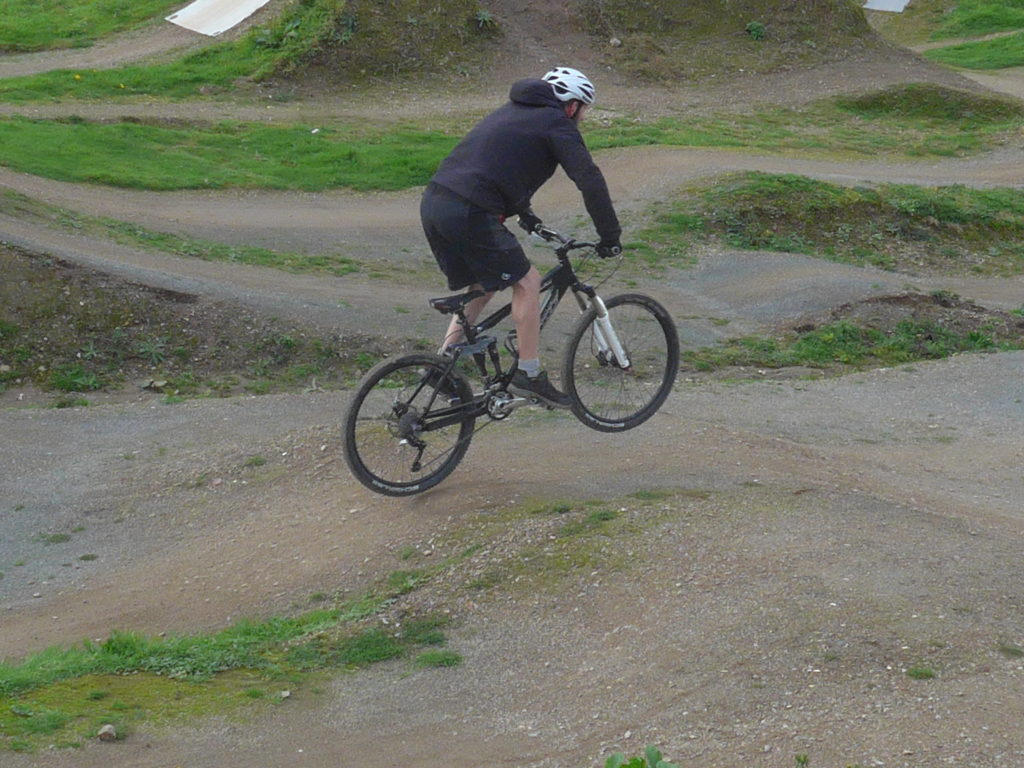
[542,67,596,106]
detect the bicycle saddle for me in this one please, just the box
[428,289,486,314]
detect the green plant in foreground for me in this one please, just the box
[0,595,456,750]
[906,666,936,680]
[47,364,103,392]
[414,650,462,668]
[606,745,679,768]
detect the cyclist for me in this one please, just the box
[420,66,622,409]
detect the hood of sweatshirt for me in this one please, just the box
[508,78,563,109]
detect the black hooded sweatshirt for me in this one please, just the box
[430,79,621,244]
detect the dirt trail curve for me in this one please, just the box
[3,23,1024,768]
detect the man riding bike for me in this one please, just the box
[420,66,622,409]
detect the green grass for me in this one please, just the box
[926,29,1024,69]
[633,171,1024,276]
[832,83,1024,122]
[1,613,335,696]
[905,665,936,680]
[0,116,459,191]
[0,0,181,52]
[605,745,679,768]
[413,650,463,668]
[0,84,1020,194]
[0,0,348,101]
[589,84,1022,159]
[932,0,1024,39]
[0,584,454,751]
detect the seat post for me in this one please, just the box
[456,307,477,345]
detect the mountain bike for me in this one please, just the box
[342,226,679,496]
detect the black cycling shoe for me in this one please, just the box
[508,369,572,410]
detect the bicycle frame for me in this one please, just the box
[416,235,632,438]
[465,238,630,374]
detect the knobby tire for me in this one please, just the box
[562,293,679,432]
[343,354,475,496]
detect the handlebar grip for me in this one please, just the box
[534,226,565,243]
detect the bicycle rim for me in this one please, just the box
[343,354,475,495]
[563,293,679,432]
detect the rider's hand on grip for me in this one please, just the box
[517,209,543,234]
[596,240,622,259]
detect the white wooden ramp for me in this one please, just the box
[863,0,911,11]
[166,0,272,36]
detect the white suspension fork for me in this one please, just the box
[589,295,631,369]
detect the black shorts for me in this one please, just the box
[420,182,531,292]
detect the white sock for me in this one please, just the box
[519,358,541,377]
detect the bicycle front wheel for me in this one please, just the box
[343,354,475,495]
[562,293,679,432]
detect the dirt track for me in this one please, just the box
[2,19,1024,768]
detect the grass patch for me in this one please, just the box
[449,493,691,599]
[998,643,1024,658]
[38,533,72,545]
[905,665,936,680]
[635,171,1024,276]
[414,649,462,668]
[587,83,1022,160]
[0,0,358,99]
[0,85,1020,192]
[932,0,1024,39]
[0,576,456,751]
[0,0,180,52]
[926,30,1024,69]
[833,83,1024,123]
[0,117,458,191]
[0,39,269,103]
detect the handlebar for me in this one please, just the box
[518,214,620,259]
[529,224,596,251]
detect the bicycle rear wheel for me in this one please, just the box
[562,293,679,432]
[343,354,475,495]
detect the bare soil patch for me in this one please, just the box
[0,245,388,408]
[810,290,1024,341]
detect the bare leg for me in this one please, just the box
[510,266,541,361]
[440,285,494,352]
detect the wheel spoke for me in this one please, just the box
[564,295,678,432]
[344,356,475,494]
